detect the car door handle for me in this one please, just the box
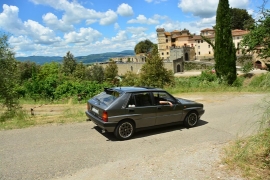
[129,109,134,112]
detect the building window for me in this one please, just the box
[201,40,203,43]
[208,45,210,48]
[199,52,200,55]
[198,46,200,49]
[166,46,168,49]
[209,51,211,54]
[198,40,200,43]
[162,52,164,55]
[237,37,239,39]
[167,52,169,55]
[166,39,168,43]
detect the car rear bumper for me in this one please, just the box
[85,111,117,132]
[198,109,205,118]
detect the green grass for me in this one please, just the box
[224,128,270,179]
[223,96,270,180]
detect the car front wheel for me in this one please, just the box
[114,120,135,140]
[184,112,199,128]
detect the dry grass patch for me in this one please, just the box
[0,102,86,130]
[223,128,270,180]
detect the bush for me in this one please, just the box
[249,73,270,89]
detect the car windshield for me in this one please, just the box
[93,90,122,106]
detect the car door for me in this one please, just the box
[153,91,184,125]
[126,92,157,128]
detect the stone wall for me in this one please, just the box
[100,62,174,75]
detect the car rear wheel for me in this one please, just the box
[184,112,198,128]
[114,120,135,140]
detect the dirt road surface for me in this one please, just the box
[0,93,268,180]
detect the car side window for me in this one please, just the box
[128,92,153,107]
[153,92,176,105]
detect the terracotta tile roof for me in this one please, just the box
[201,28,215,31]
[190,35,202,40]
[164,32,171,36]
[232,29,249,36]
[172,34,179,38]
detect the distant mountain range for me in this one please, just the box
[15,50,135,65]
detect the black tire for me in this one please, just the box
[184,111,199,128]
[114,120,135,140]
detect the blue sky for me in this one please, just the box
[0,0,269,57]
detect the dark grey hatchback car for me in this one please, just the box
[85,87,205,140]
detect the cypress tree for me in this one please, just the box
[215,0,237,84]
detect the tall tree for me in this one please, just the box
[104,61,118,83]
[214,0,237,85]
[86,64,104,83]
[134,39,154,54]
[231,8,255,30]
[73,62,86,80]
[0,34,20,111]
[62,51,77,76]
[140,44,174,88]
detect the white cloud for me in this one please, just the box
[30,0,118,26]
[230,0,250,9]
[128,15,159,24]
[114,23,120,30]
[145,0,167,3]
[117,3,134,17]
[111,31,128,42]
[126,27,148,34]
[24,20,61,44]
[43,13,74,32]
[64,28,102,43]
[0,4,26,35]
[99,10,118,25]
[178,0,250,18]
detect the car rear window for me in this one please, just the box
[93,90,122,106]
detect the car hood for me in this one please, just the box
[177,98,200,105]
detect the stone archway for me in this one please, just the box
[177,64,181,72]
[185,53,189,61]
[255,61,262,69]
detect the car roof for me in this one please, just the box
[106,86,165,93]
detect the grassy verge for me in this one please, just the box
[0,98,86,130]
[223,98,270,180]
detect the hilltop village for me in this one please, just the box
[103,28,268,75]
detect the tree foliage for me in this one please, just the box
[140,44,174,88]
[0,34,20,110]
[62,51,77,76]
[134,39,154,54]
[214,0,237,85]
[241,8,270,59]
[104,61,118,83]
[231,8,255,30]
[86,64,104,83]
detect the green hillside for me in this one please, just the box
[16,50,135,65]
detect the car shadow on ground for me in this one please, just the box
[93,119,208,141]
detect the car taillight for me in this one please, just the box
[102,111,108,122]
[87,103,91,111]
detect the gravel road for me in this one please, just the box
[0,93,268,180]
